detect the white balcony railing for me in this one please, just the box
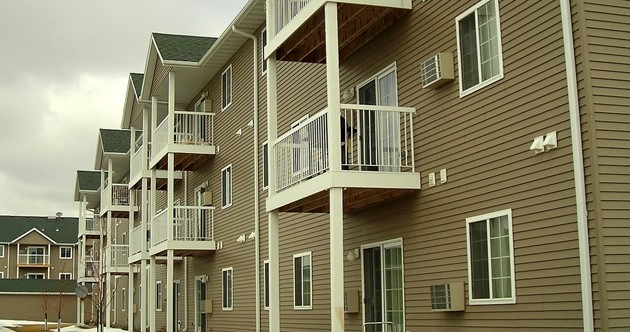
[152,111,215,161]
[18,253,50,265]
[82,260,100,278]
[102,183,130,208]
[130,225,144,255]
[131,144,145,181]
[271,0,311,36]
[85,216,101,232]
[273,104,415,192]
[151,206,215,247]
[106,244,129,268]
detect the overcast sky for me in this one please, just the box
[0,0,248,217]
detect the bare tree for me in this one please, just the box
[41,291,50,330]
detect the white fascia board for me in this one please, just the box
[120,77,137,129]
[10,228,58,245]
[140,40,158,101]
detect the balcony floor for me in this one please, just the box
[149,240,216,257]
[267,170,420,213]
[277,3,409,63]
[152,151,215,172]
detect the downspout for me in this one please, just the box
[183,171,188,331]
[559,1,593,331]
[231,25,261,332]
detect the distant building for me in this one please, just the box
[0,215,79,322]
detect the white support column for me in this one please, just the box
[325,2,342,172]
[140,258,147,332]
[329,187,345,331]
[149,256,156,332]
[168,72,176,146]
[143,107,150,171]
[166,250,174,332]
[106,272,112,327]
[268,211,280,332]
[76,297,81,325]
[128,266,135,330]
[151,96,158,167]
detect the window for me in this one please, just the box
[0,244,4,257]
[0,272,4,279]
[456,0,503,96]
[466,209,515,305]
[262,142,269,190]
[221,165,233,208]
[60,246,72,259]
[362,239,405,332]
[156,281,163,311]
[59,273,72,280]
[222,268,233,310]
[221,65,232,110]
[263,260,270,309]
[260,29,267,75]
[27,273,45,279]
[27,246,46,265]
[122,288,127,311]
[293,252,312,309]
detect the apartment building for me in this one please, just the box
[73,0,629,331]
[0,215,79,321]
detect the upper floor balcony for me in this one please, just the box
[129,224,149,263]
[149,206,215,256]
[267,104,420,213]
[104,244,129,274]
[17,252,50,267]
[78,260,100,282]
[79,215,102,237]
[149,111,216,171]
[100,183,137,217]
[266,0,412,63]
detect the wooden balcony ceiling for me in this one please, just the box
[277,4,408,63]
[279,187,416,213]
[155,153,211,172]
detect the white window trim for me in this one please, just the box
[59,246,73,259]
[360,238,406,331]
[156,281,163,311]
[221,164,233,209]
[260,29,267,76]
[222,267,233,311]
[27,273,45,279]
[293,251,313,310]
[221,65,233,111]
[0,272,4,279]
[59,273,73,280]
[263,260,269,310]
[194,275,207,326]
[0,244,4,258]
[466,208,516,305]
[262,141,269,191]
[455,0,504,97]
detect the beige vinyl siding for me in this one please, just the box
[577,1,630,330]
[264,0,586,330]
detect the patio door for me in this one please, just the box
[362,240,405,332]
[173,281,180,331]
[28,246,45,264]
[195,277,207,332]
[357,66,400,172]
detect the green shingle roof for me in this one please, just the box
[100,129,130,154]
[152,33,217,62]
[77,170,101,192]
[130,73,144,98]
[0,279,76,293]
[0,216,78,244]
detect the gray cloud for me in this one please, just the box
[0,0,248,216]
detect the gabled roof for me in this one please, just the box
[11,228,57,244]
[0,216,78,244]
[77,170,101,192]
[100,129,131,154]
[152,33,218,63]
[0,279,76,294]
[130,73,144,98]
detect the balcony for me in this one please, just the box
[266,0,412,63]
[128,224,150,263]
[150,111,216,171]
[101,183,137,217]
[79,215,102,237]
[267,104,420,213]
[78,260,100,282]
[149,206,215,256]
[18,253,50,266]
[104,244,129,274]
[130,140,183,189]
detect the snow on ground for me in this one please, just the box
[0,320,127,332]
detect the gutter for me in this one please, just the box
[231,25,261,332]
[559,1,594,331]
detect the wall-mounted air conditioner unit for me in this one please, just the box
[344,289,360,313]
[420,52,454,89]
[429,282,465,312]
[202,191,213,206]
